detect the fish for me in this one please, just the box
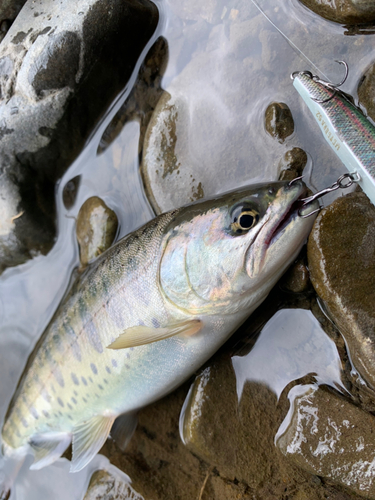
[1,180,317,486]
[292,67,375,206]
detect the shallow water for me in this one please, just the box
[0,0,374,497]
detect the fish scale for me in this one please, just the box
[1,181,318,485]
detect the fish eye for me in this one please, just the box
[231,207,259,234]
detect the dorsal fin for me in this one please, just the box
[30,433,71,470]
[71,414,115,472]
[107,319,202,350]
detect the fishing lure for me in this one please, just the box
[292,62,375,207]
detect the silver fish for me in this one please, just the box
[1,180,317,481]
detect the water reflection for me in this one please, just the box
[232,308,343,399]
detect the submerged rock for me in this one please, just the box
[0,0,26,42]
[358,62,375,123]
[278,385,375,498]
[83,470,144,500]
[307,192,375,390]
[278,147,308,181]
[264,102,294,143]
[0,0,158,274]
[298,0,375,24]
[62,176,81,210]
[76,197,118,268]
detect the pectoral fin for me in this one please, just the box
[107,319,202,350]
[71,414,115,472]
[30,433,71,470]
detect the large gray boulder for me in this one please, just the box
[0,0,158,274]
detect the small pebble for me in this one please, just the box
[264,102,294,143]
[76,197,118,268]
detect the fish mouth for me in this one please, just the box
[265,186,308,247]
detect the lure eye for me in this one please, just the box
[231,209,259,234]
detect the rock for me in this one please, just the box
[280,255,311,293]
[264,102,294,143]
[278,148,308,181]
[62,176,81,210]
[76,197,118,268]
[307,192,375,390]
[278,385,375,498]
[0,0,158,274]
[358,62,375,123]
[99,36,169,155]
[83,470,144,500]
[298,0,375,24]
[0,1,26,43]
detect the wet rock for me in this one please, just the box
[280,255,311,293]
[0,1,26,43]
[0,0,158,274]
[298,0,375,24]
[99,37,169,156]
[278,147,308,181]
[76,197,118,268]
[83,469,144,500]
[62,176,81,210]
[358,62,375,123]
[307,192,375,390]
[265,102,294,143]
[278,385,375,498]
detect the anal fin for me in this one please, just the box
[30,433,71,470]
[107,319,202,349]
[110,412,138,452]
[71,414,115,472]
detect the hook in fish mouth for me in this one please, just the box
[290,171,361,218]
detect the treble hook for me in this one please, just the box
[296,171,360,218]
[291,61,349,104]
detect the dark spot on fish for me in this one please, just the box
[152,317,160,328]
[41,389,51,402]
[130,347,135,351]
[112,359,118,368]
[68,415,73,421]
[16,430,21,438]
[42,410,50,418]
[58,411,63,417]
[63,323,82,362]
[71,373,79,385]
[52,333,64,353]
[21,418,28,428]
[30,407,39,420]
[53,367,65,388]
[51,385,56,393]
[86,393,90,398]
[83,397,87,403]
[57,397,64,408]
[67,403,73,410]
[126,353,130,359]
[90,363,98,375]
[74,390,78,397]
[81,376,88,386]
[86,320,103,353]
[98,384,104,390]
[125,364,130,369]
[103,378,108,384]
[105,366,111,374]
[89,377,93,383]
[95,393,99,398]
[72,397,77,405]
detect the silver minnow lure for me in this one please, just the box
[292,64,375,206]
[1,181,317,481]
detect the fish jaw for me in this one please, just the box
[246,181,318,284]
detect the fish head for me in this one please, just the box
[160,180,318,315]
